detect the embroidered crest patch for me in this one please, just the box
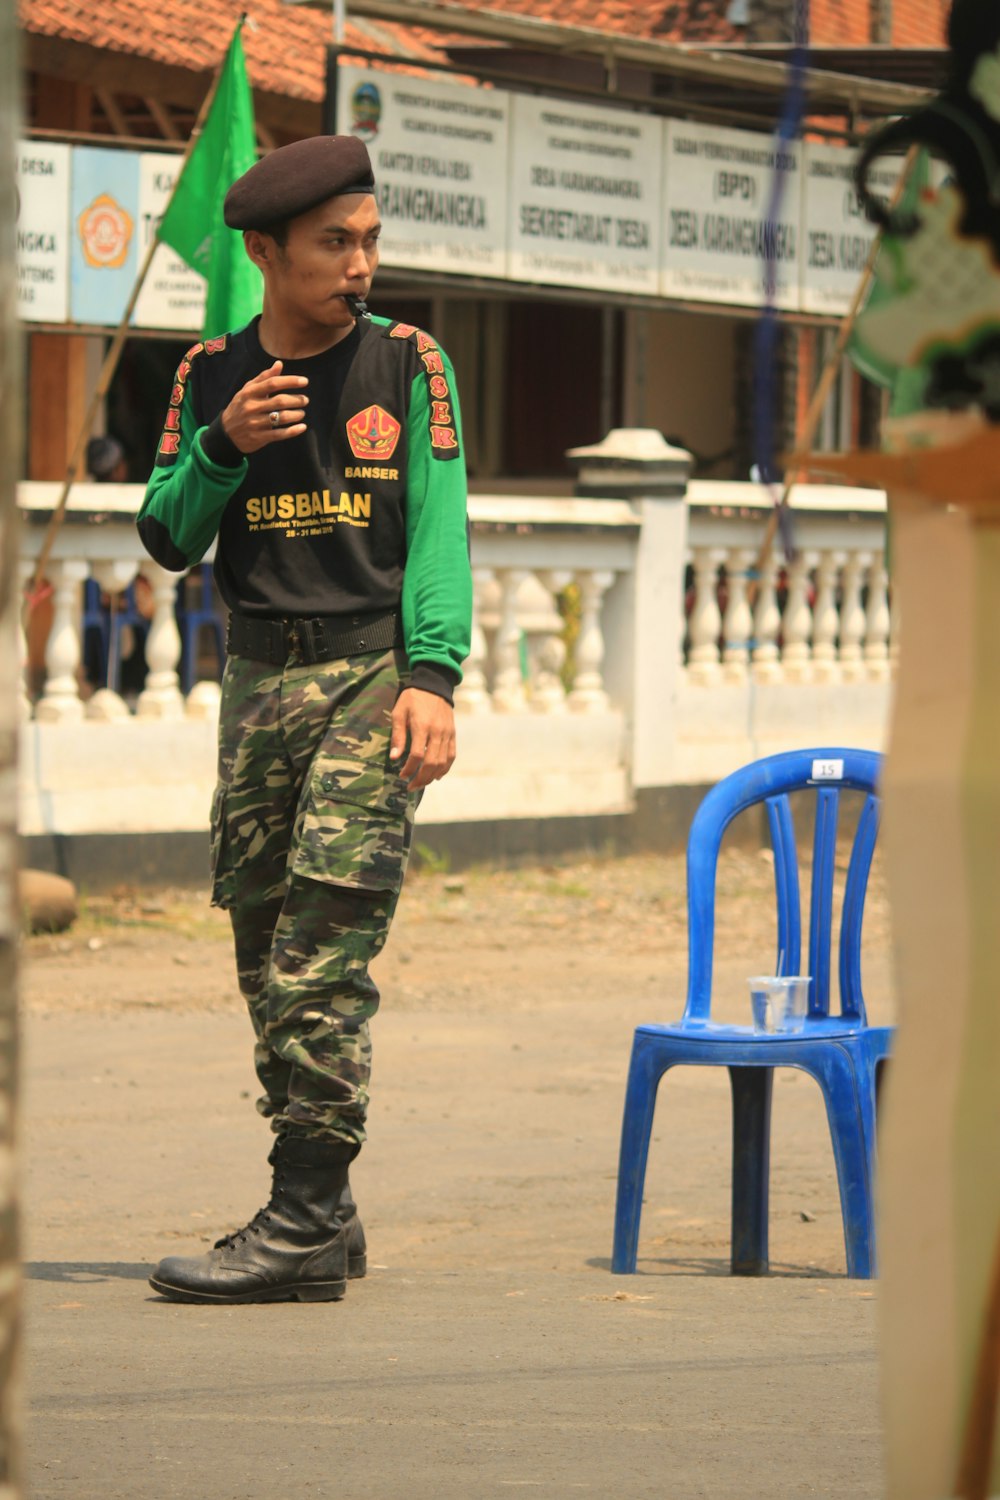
[346,404,402,461]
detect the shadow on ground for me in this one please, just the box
[25,1261,151,1283]
[586,1253,840,1277]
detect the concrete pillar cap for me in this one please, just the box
[566,429,692,466]
[567,428,692,499]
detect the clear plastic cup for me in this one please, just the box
[748,976,811,1035]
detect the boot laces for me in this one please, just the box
[214,1167,287,1249]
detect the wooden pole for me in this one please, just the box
[0,0,24,1490]
[24,32,237,609]
[751,145,918,588]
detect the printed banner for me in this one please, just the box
[69,147,140,326]
[661,120,802,310]
[133,153,206,332]
[338,65,509,277]
[507,94,662,293]
[25,100,890,329]
[15,141,71,324]
[800,143,901,316]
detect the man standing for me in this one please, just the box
[138,136,472,1304]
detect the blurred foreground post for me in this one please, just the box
[0,0,23,1492]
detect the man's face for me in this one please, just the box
[253,193,381,328]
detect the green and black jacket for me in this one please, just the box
[137,313,472,701]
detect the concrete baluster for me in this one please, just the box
[454,568,493,715]
[136,562,185,720]
[687,547,724,686]
[864,553,891,683]
[186,680,223,722]
[87,559,139,721]
[781,549,815,684]
[812,550,843,684]
[566,428,692,791]
[491,568,529,714]
[839,550,868,683]
[35,558,88,724]
[531,569,571,714]
[751,553,782,684]
[722,548,753,683]
[567,569,614,713]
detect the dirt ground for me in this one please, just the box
[19,845,894,1499]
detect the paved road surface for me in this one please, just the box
[21,854,890,1498]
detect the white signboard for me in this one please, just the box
[507,94,662,293]
[15,141,71,324]
[338,66,509,277]
[800,143,901,316]
[133,153,205,332]
[661,120,802,310]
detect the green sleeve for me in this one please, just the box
[402,349,473,683]
[137,395,247,571]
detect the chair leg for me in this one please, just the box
[812,1045,878,1279]
[729,1066,773,1275]
[612,1039,669,1275]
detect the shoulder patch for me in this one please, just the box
[204,335,228,355]
[384,321,461,463]
[155,341,209,467]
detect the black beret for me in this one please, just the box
[224,135,375,230]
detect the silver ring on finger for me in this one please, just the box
[268,410,281,427]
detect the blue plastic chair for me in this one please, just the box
[82,579,147,692]
[82,578,110,686]
[612,747,892,1280]
[108,583,150,691]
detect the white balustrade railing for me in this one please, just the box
[683,481,892,688]
[455,499,636,715]
[16,474,892,734]
[18,482,220,727]
[17,461,899,840]
[16,485,639,725]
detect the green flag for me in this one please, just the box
[158,23,262,338]
[848,150,933,417]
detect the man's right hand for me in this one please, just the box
[221,361,310,453]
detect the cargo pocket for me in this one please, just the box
[291,746,415,894]
[209,784,237,910]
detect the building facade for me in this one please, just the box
[19,0,949,490]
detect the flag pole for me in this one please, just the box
[25,19,246,609]
[748,144,919,599]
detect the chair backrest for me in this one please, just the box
[683,748,882,1025]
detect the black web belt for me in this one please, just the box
[226,609,403,666]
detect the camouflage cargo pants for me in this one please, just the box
[210,647,417,1149]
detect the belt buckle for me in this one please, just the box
[285,620,302,660]
[295,618,325,665]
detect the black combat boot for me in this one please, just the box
[149,1137,358,1304]
[339,1173,367,1279]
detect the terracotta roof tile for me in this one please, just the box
[444,0,737,44]
[20,0,737,106]
[20,0,447,103]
